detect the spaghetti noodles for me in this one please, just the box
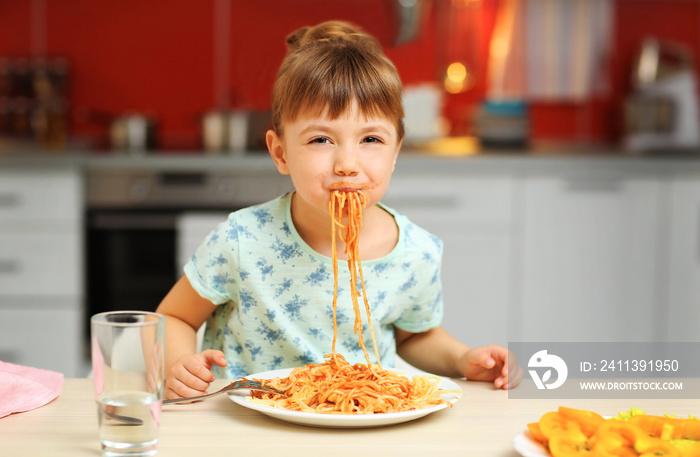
[251,353,451,414]
[250,190,456,414]
[329,189,380,367]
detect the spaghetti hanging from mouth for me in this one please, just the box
[329,189,381,368]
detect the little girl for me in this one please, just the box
[156,20,523,400]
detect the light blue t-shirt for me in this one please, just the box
[184,192,444,378]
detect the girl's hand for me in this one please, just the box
[165,349,228,400]
[459,345,524,390]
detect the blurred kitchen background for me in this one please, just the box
[1,0,700,377]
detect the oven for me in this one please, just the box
[84,167,293,342]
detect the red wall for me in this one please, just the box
[1,0,699,151]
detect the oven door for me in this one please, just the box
[83,168,293,342]
[85,209,230,340]
[86,210,180,320]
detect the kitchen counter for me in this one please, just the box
[1,378,699,456]
[2,144,700,179]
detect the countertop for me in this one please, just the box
[1,377,699,456]
[2,137,700,178]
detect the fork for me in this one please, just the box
[163,378,287,404]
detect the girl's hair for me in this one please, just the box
[271,21,405,140]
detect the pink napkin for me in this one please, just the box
[0,361,64,419]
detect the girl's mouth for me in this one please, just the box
[332,186,360,193]
[330,181,379,193]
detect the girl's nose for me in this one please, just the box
[333,148,360,177]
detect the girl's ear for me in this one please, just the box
[267,130,290,175]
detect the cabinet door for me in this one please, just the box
[0,168,83,295]
[0,167,85,376]
[383,176,513,347]
[517,176,660,342]
[0,301,84,377]
[0,232,81,295]
[667,179,700,341]
[0,169,81,226]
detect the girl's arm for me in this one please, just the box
[394,326,469,378]
[394,326,523,389]
[156,275,225,398]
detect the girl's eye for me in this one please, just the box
[309,137,331,144]
[362,136,383,144]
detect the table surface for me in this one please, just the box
[1,378,699,457]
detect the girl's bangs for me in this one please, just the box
[288,69,401,124]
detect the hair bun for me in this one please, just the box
[285,21,377,54]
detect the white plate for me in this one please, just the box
[513,429,549,457]
[228,367,462,428]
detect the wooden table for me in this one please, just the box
[1,378,699,456]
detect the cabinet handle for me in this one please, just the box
[0,193,20,208]
[0,259,20,274]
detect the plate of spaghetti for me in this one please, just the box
[228,354,462,428]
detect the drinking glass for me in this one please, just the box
[91,311,165,456]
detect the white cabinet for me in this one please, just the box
[0,299,82,375]
[666,179,700,341]
[383,175,514,347]
[0,168,85,376]
[384,162,698,347]
[515,174,661,342]
[0,232,81,295]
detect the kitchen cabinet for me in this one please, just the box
[515,173,662,342]
[0,167,85,376]
[666,179,700,341]
[383,175,514,348]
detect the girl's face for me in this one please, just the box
[267,101,402,220]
